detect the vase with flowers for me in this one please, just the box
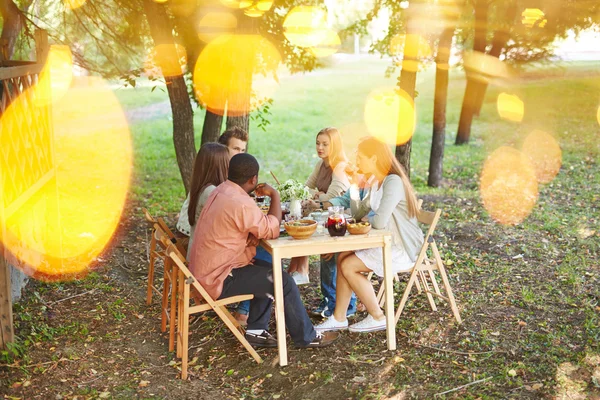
[277,179,310,219]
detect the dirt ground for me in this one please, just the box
[1,191,599,399]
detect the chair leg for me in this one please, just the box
[146,234,157,305]
[395,270,419,324]
[437,264,462,324]
[161,260,170,333]
[180,282,190,380]
[176,271,184,359]
[212,304,262,364]
[419,270,438,312]
[169,262,178,352]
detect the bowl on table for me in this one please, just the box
[284,219,318,240]
[347,222,372,235]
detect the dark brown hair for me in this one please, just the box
[218,126,249,147]
[188,143,230,225]
[357,137,419,218]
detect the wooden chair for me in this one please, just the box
[163,240,262,380]
[142,208,185,306]
[394,206,462,324]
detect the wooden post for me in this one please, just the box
[0,250,14,348]
[34,29,49,64]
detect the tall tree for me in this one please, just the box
[143,0,195,192]
[0,0,25,59]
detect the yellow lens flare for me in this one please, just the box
[497,92,524,122]
[309,29,341,58]
[521,130,562,184]
[597,105,600,127]
[193,34,281,116]
[364,88,415,146]
[521,8,547,28]
[220,0,253,8]
[389,34,432,71]
[64,0,86,10]
[339,121,368,160]
[480,146,538,226]
[463,51,510,83]
[144,44,187,78]
[283,6,328,48]
[197,12,238,43]
[35,45,73,107]
[0,76,132,281]
[244,0,273,17]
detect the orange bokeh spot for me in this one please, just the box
[197,12,237,43]
[283,6,328,48]
[497,92,524,122]
[522,8,547,28]
[0,77,132,281]
[521,130,562,184]
[35,45,73,107]
[244,0,273,17]
[220,0,253,8]
[144,44,187,78]
[64,0,86,10]
[596,105,600,127]
[309,29,341,58]
[463,51,510,83]
[193,34,281,116]
[480,146,538,225]
[364,88,415,146]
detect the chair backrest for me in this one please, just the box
[143,207,157,224]
[414,202,442,263]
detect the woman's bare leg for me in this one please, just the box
[334,254,384,321]
[288,256,308,275]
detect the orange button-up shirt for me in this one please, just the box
[189,180,280,299]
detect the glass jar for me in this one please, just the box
[326,206,347,237]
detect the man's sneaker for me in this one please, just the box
[296,331,340,348]
[245,330,278,348]
[348,315,386,333]
[290,272,310,286]
[314,316,348,332]
[311,304,356,319]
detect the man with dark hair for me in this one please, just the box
[218,126,248,155]
[189,153,338,348]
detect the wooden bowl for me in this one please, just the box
[284,219,318,240]
[347,222,372,235]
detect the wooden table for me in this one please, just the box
[260,229,396,366]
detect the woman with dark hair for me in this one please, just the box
[186,143,230,257]
[315,136,424,333]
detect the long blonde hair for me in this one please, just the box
[357,137,419,218]
[317,127,347,169]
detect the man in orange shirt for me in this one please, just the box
[189,153,338,348]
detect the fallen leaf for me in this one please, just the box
[531,383,543,390]
[99,392,111,399]
[273,395,281,399]
[279,371,288,376]
[22,381,31,388]
[352,376,366,383]
[139,380,150,387]
[508,369,517,377]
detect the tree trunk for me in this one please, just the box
[428,27,455,187]
[472,3,518,116]
[226,114,249,132]
[201,110,223,145]
[0,0,24,60]
[455,0,488,145]
[143,0,195,193]
[394,29,420,177]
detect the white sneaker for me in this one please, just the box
[290,272,310,286]
[314,316,348,332]
[348,315,386,333]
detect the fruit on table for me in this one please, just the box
[348,222,370,228]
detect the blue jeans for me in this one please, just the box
[236,245,273,315]
[320,254,356,316]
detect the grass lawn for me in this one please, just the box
[2,57,599,399]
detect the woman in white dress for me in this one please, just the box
[315,137,424,333]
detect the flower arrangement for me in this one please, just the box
[277,179,310,202]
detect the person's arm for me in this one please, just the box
[368,175,404,229]
[319,162,350,201]
[327,190,351,209]
[249,183,281,240]
[304,160,321,190]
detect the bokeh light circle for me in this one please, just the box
[480,146,538,225]
[0,77,132,281]
[463,51,510,83]
[64,0,87,10]
[596,105,600,127]
[521,8,547,28]
[144,44,187,78]
[364,88,415,146]
[497,92,524,122]
[283,6,328,48]
[193,34,281,116]
[35,45,74,107]
[309,29,341,58]
[521,130,562,184]
[389,34,432,71]
[197,12,238,43]
[244,0,273,17]
[220,0,252,8]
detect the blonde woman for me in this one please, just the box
[315,137,424,333]
[288,128,351,286]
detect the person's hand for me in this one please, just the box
[255,183,277,197]
[361,216,369,222]
[302,199,320,210]
[246,233,259,247]
[313,191,325,200]
[322,253,334,261]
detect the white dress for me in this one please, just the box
[354,181,414,277]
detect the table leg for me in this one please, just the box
[271,249,288,366]
[382,236,396,350]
